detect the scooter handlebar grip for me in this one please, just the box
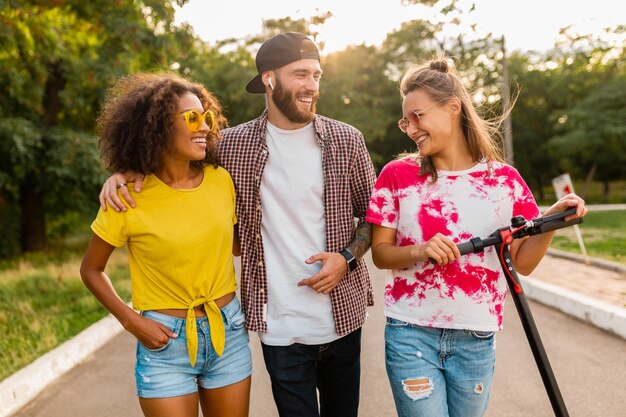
[457,241,475,255]
[538,216,583,233]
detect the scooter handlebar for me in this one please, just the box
[532,208,583,234]
[454,208,583,255]
[457,241,476,255]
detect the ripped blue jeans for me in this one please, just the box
[385,318,496,417]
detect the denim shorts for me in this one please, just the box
[135,296,252,398]
[385,318,496,417]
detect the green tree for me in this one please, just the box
[507,52,563,199]
[509,24,625,199]
[320,44,401,169]
[0,0,191,254]
[548,77,626,199]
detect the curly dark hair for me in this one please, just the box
[97,72,227,174]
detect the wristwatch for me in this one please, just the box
[340,249,358,273]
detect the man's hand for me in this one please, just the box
[297,252,349,295]
[99,171,144,212]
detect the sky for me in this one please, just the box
[174,0,621,54]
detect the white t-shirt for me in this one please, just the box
[258,121,338,345]
[366,158,540,331]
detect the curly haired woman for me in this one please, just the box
[80,72,252,417]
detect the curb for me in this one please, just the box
[521,275,626,339]
[530,250,626,339]
[0,314,124,417]
[547,248,626,275]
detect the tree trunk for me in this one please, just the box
[535,175,545,200]
[43,62,66,126]
[20,177,47,252]
[19,61,66,252]
[603,180,610,202]
[582,163,597,200]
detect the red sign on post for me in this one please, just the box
[550,173,589,264]
[552,173,574,199]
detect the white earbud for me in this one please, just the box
[268,77,274,90]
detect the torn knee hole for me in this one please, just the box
[402,377,433,400]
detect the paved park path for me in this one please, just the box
[11,253,626,417]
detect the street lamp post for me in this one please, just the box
[501,35,514,164]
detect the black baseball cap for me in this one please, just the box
[246,32,321,94]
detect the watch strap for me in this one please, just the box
[340,249,358,272]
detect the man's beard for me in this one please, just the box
[272,79,318,124]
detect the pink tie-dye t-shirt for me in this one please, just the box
[366,158,540,331]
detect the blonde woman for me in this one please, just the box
[366,58,587,417]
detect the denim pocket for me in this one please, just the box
[138,311,181,352]
[141,337,174,352]
[223,298,246,330]
[469,330,495,339]
[386,317,410,327]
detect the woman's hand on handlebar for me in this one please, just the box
[415,233,461,265]
[542,193,588,221]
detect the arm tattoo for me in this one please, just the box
[346,222,372,260]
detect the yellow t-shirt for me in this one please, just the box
[91,165,237,366]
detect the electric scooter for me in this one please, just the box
[455,207,583,417]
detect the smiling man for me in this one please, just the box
[99,32,376,417]
[220,32,376,417]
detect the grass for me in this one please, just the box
[550,210,626,264]
[0,235,131,381]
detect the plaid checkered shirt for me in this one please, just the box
[218,110,376,335]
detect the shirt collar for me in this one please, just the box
[258,109,327,143]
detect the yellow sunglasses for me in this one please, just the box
[180,110,216,132]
